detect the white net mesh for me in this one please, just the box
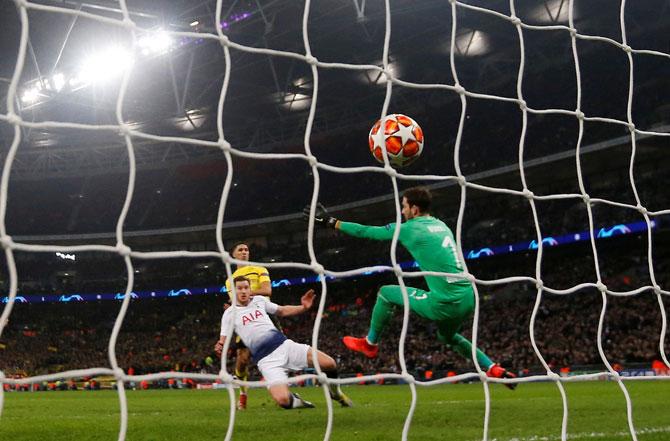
[0,0,669,440]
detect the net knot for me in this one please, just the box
[4,113,22,126]
[311,262,325,274]
[221,250,231,262]
[595,281,607,292]
[384,165,398,178]
[636,204,647,215]
[546,371,561,381]
[568,27,578,37]
[219,371,234,383]
[304,55,318,66]
[218,34,230,45]
[621,44,633,54]
[510,16,522,26]
[118,123,133,136]
[582,194,591,205]
[392,265,403,278]
[113,367,126,379]
[652,284,662,295]
[219,139,232,152]
[306,155,319,167]
[517,99,527,111]
[627,122,635,132]
[116,243,132,256]
[456,175,467,186]
[535,279,544,290]
[453,84,466,95]
[0,235,13,249]
[575,110,585,120]
[401,373,415,384]
[523,189,534,199]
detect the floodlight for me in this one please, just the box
[78,47,133,84]
[21,87,40,104]
[51,73,65,91]
[359,60,402,85]
[530,0,572,23]
[275,92,311,111]
[454,30,490,56]
[137,30,172,55]
[173,109,207,131]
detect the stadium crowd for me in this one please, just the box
[1,240,668,380]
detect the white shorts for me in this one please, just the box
[256,339,310,387]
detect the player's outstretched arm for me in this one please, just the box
[275,289,315,317]
[214,336,227,357]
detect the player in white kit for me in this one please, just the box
[215,276,353,409]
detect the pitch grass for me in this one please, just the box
[0,381,668,441]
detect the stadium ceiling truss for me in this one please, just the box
[1,0,668,178]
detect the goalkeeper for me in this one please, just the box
[303,187,516,388]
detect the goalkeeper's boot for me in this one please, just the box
[237,393,248,410]
[343,336,379,359]
[331,389,354,407]
[486,364,517,390]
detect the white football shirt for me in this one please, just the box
[220,296,286,361]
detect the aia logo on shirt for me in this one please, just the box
[241,310,264,325]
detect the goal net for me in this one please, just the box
[0,0,669,440]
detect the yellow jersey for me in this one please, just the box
[225,265,271,296]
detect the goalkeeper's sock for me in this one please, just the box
[444,332,494,368]
[367,291,397,344]
[235,367,249,395]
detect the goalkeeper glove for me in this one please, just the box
[303,203,338,228]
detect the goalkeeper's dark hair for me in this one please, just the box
[403,187,432,213]
[233,276,251,286]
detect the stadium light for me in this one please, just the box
[454,29,490,57]
[359,59,402,85]
[172,109,207,130]
[530,0,572,23]
[77,46,133,85]
[20,86,40,104]
[275,92,311,111]
[137,29,172,56]
[50,73,65,92]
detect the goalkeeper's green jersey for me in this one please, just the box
[339,216,472,300]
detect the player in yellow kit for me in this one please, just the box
[225,242,273,409]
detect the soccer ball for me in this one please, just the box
[368,114,424,168]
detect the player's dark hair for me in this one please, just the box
[233,276,251,286]
[403,187,431,213]
[230,241,248,253]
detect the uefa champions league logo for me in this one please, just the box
[467,248,494,259]
[114,292,139,300]
[2,296,27,303]
[168,288,192,297]
[528,237,559,250]
[59,294,84,302]
[597,224,631,238]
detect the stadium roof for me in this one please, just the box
[0,0,669,178]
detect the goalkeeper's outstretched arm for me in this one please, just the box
[302,203,397,241]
